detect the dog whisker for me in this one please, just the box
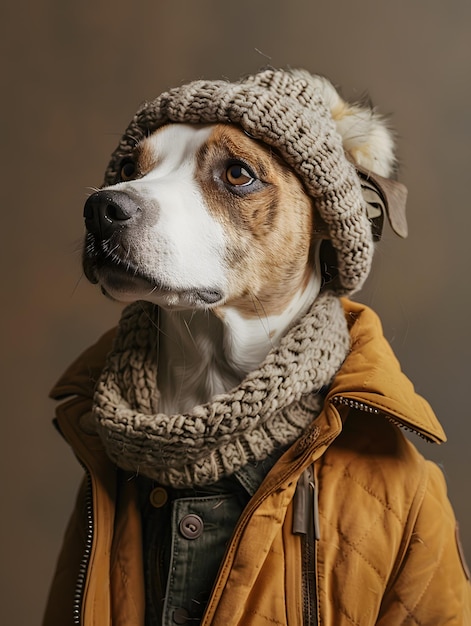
[249,292,274,348]
[85,186,100,196]
[136,303,172,393]
[71,237,86,255]
[70,272,86,298]
[183,316,199,350]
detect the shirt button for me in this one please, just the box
[149,487,168,508]
[173,607,190,624]
[179,514,204,539]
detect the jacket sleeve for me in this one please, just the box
[378,461,471,624]
[42,477,89,626]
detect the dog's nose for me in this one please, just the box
[83,190,139,239]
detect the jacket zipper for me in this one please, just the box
[203,439,330,625]
[331,396,435,442]
[73,468,94,626]
[293,465,319,626]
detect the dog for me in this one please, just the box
[82,84,396,415]
[44,73,471,626]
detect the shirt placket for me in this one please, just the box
[162,493,244,625]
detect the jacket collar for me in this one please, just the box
[326,299,446,443]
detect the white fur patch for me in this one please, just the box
[103,125,228,306]
[221,247,322,373]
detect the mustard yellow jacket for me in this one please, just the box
[43,300,471,625]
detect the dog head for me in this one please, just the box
[83,123,319,313]
[83,69,406,315]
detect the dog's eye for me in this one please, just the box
[224,162,255,187]
[119,158,137,181]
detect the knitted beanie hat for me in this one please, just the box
[102,68,378,295]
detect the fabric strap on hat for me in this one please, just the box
[357,164,408,240]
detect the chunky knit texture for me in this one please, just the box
[94,292,350,488]
[103,68,374,295]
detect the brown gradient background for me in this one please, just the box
[2,1,470,623]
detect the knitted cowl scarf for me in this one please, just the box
[93,68,374,488]
[94,291,350,488]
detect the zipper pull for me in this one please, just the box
[293,465,321,540]
[309,475,321,541]
[293,467,310,535]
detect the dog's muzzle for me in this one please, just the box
[82,189,224,306]
[83,190,139,239]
